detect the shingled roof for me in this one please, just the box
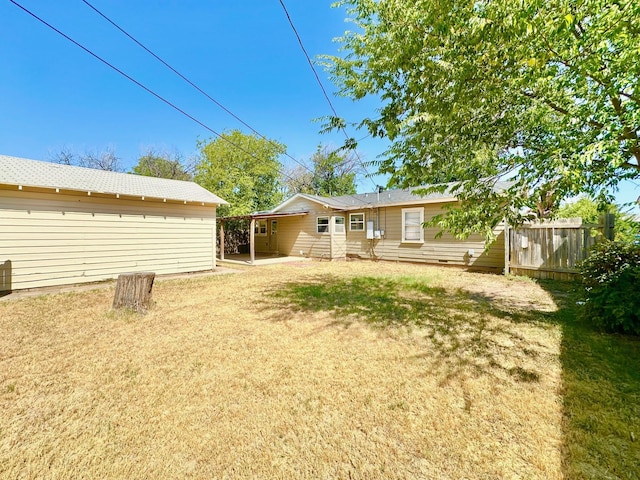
[0,155,227,205]
[271,182,514,213]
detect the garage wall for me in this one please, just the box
[0,188,217,291]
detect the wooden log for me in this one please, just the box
[112,272,155,312]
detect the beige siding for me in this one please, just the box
[273,197,332,259]
[346,205,504,270]
[0,188,217,290]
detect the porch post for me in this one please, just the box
[249,217,255,265]
[219,220,225,261]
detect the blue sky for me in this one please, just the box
[1,0,639,210]
[1,0,386,190]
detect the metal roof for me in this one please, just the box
[0,155,228,205]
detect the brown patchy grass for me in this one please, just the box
[0,261,579,478]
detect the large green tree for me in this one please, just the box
[131,150,193,180]
[194,130,286,216]
[285,145,359,197]
[325,0,640,237]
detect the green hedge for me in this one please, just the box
[578,241,640,335]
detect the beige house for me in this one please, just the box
[0,155,227,292]
[242,187,505,271]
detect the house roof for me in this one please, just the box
[272,183,502,213]
[0,155,228,205]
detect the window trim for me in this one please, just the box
[254,219,268,237]
[349,213,365,231]
[402,207,424,243]
[317,216,330,234]
[334,216,345,234]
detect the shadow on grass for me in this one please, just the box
[267,274,556,385]
[538,280,640,480]
[268,273,640,478]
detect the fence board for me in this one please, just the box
[507,216,613,280]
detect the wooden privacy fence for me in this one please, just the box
[505,215,614,281]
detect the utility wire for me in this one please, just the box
[78,0,374,203]
[8,0,302,185]
[81,0,319,178]
[277,0,379,191]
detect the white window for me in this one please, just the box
[271,220,277,235]
[349,213,364,231]
[317,216,329,234]
[402,208,424,243]
[334,216,345,234]
[254,219,267,236]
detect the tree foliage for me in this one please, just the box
[285,145,359,197]
[556,197,640,243]
[194,130,286,217]
[50,146,123,172]
[325,0,640,237]
[578,241,640,335]
[132,150,193,181]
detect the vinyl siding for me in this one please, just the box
[272,197,332,259]
[0,188,217,291]
[345,205,505,270]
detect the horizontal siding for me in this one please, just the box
[346,206,504,270]
[277,210,331,259]
[1,189,216,290]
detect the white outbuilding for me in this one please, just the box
[0,155,227,292]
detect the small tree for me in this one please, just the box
[132,150,193,180]
[50,146,123,172]
[285,145,359,197]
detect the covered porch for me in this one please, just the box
[218,211,308,265]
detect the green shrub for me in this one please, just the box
[578,241,640,335]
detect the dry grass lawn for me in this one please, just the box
[0,261,573,478]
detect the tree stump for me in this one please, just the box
[112,272,155,312]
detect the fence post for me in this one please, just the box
[504,221,510,275]
[602,213,615,241]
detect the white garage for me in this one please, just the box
[0,155,227,292]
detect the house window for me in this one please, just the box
[254,219,267,236]
[271,220,277,235]
[317,216,329,234]
[349,213,364,231]
[334,216,345,234]
[402,208,424,243]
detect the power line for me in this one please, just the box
[8,0,302,185]
[277,0,379,190]
[10,0,377,210]
[81,0,320,179]
[78,0,374,204]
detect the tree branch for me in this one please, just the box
[539,33,640,106]
[520,90,606,130]
[610,95,640,168]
